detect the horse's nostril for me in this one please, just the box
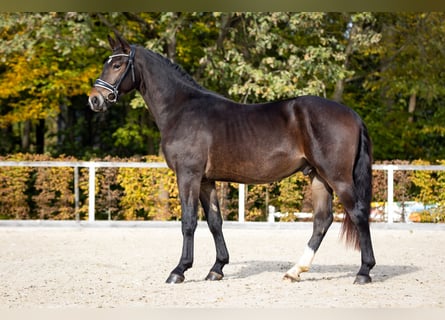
[89,96,99,109]
[88,94,107,112]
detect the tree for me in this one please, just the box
[198,12,352,103]
[2,12,445,160]
[361,12,445,160]
[331,12,381,103]
[0,12,102,153]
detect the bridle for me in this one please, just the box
[94,45,136,103]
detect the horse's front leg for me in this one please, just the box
[166,170,201,284]
[200,179,229,281]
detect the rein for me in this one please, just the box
[94,45,136,103]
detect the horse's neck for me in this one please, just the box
[136,49,203,133]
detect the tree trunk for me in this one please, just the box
[332,15,354,103]
[332,79,345,103]
[36,119,45,154]
[21,120,31,152]
[408,92,416,123]
[217,13,234,52]
[166,12,180,62]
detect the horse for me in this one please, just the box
[88,33,376,285]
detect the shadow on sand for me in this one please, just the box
[227,260,420,283]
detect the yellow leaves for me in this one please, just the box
[0,18,102,126]
[116,159,180,220]
[0,163,31,219]
[0,56,32,97]
[34,166,75,220]
[276,173,309,219]
[0,54,52,125]
[0,51,100,127]
[409,159,445,206]
[0,98,54,128]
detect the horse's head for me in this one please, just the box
[88,33,136,112]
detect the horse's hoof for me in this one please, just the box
[166,273,185,284]
[205,271,224,281]
[354,274,372,284]
[283,273,300,282]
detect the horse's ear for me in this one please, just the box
[108,34,118,50]
[107,32,130,53]
[115,33,131,54]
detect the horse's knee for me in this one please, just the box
[182,219,198,237]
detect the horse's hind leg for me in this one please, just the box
[284,175,333,282]
[335,182,376,284]
[200,179,229,281]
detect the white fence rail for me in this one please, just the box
[0,161,167,222]
[1,161,445,223]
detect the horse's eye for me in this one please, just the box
[113,63,121,70]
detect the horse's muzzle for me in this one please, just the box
[88,90,107,112]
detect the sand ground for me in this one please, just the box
[0,221,444,308]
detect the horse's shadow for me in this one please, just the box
[226,260,420,283]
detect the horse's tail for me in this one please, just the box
[341,121,373,250]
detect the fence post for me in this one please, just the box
[88,163,96,222]
[238,183,245,222]
[74,166,79,222]
[387,165,395,223]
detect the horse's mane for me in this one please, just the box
[145,47,204,91]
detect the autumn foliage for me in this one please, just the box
[1,13,445,222]
[1,155,445,222]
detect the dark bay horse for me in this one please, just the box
[88,33,376,284]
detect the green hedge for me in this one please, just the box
[1,154,444,222]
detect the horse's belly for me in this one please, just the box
[205,153,306,184]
